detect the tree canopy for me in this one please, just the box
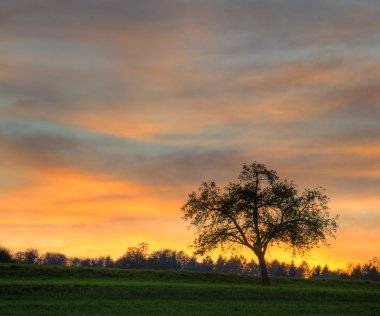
[181,162,338,285]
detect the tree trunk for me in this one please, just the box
[257,252,270,285]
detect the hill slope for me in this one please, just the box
[1,264,379,315]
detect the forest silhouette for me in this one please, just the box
[1,245,378,281]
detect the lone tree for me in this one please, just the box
[181,162,338,285]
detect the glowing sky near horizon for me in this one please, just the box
[0,0,379,268]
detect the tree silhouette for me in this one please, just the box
[15,248,40,264]
[200,256,214,272]
[311,265,322,278]
[0,247,13,263]
[297,260,311,278]
[269,259,287,277]
[116,242,149,269]
[41,252,67,266]
[181,162,338,285]
[321,265,330,278]
[147,249,182,270]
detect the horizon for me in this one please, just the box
[3,243,376,272]
[0,1,379,271]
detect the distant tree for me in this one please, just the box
[67,257,82,267]
[0,247,13,263]
[92,256,104,267]
[348,263,362,279]
[88,256,115,268]
[15,248,40,264]
[41,252,67,266]
[80,258,92,267]
[243,259,260,275]
[147,249,181,270]
[183,256,199,271]
[199,256,214,272]
[311,265,322,278]
[225,255,245,274]
[346,258,379,281]
[369,257,380,271]
[364,257,379,281]
[182,162,338,285]
[214,255,227,273]
[297,260,311,278]
[288,260,297,277]
[333,268,348,279]
[175,251,190,270]
[269,260,287,277]
[321,265,330,278]
[117,242,149,269]
[278,261,288,277]
[104,256,115,268]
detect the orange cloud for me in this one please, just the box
[0,168,190,257]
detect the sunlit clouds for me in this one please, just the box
[0,0,379,267]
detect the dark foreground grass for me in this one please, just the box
[0,264,379,315]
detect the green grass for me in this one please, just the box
[1,264,379,315]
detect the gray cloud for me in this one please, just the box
[0,118,245,185]
[1,0,380,157]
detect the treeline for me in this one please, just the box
[1,244,379,281]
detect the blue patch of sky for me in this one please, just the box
[0,117,229,156]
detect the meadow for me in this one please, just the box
[0,263,379,315]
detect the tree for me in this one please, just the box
[225,255,245,274]
[147,249,182,270]
[0,247,13,263]
[183,255,199,271]
[15,248,40,264]
[297,260,311,278]
[321,264,330,278]
[181,162,338,285]
[41,252,67,266]
[288,261,297,278]
[269,260,287,277]
[199,256,214,272]
[243,258,260,275]
[214,255,227,273]
[116,242,149,269]
[311,265,322,278]
[348,263,362,279]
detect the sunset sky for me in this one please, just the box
[0,1,379,269]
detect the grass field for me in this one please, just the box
[0,264,379,315]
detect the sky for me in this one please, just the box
[0,0,379,268]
